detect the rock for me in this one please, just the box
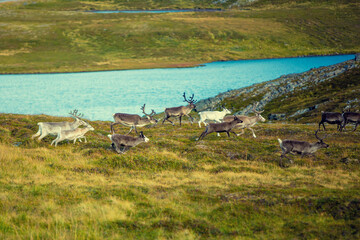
[268,113,286,120]
[355,53,360,62]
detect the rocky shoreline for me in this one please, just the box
[196,54,360,118]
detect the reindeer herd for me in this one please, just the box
[31,92,360,167]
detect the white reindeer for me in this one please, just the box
[32,110,86,141]
[51,121,94,147]
[198,108,231,127]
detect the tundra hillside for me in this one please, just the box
[0,0,359,73]
[197,58,360,122]
[0,62,359,239]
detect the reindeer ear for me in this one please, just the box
[139,131,144,137]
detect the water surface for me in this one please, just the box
[0,55,354,121]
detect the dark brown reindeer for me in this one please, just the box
[111,104,157,134]
[197,116,243,140]
[162,92,197,126]
[341,111,360,132]
[108,131,149,154]
[318,111,343,131]
[278,130,329,167]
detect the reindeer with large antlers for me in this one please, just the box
[32,109,87,142]
[162,92,197,126]
[278,130,329,167]
[111,104,157,134]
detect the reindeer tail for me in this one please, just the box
[107,134,113,141]
[277,138,283,147]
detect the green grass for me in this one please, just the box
[0,1,359,73]
[0,112,359,239]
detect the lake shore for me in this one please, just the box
[0,53,355,75]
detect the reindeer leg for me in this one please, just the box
[248,127,257,138]
[198,130,208,140]
[163,116,175,126]
[32,127,41,139]
[133,125,139,134]
[230,131,237,137]
[126,126,134,135]
[226,131,230,137]
[236,129,245,137]
[110,122,119,134]
[187,114,194,124]
[179,116,182,126]
[353,123,358,132]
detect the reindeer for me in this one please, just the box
[197,116,243,140]
[222,102,266,138]
[341,112,360,132]
[278,130,329,167]
[107,131,149,154]
[51,121,94,147]
[318,111,343,131]
[111,104,157,134]
[198,107,231,127]
[32,110,86,141]
[162,92,197,126]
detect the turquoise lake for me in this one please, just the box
[0,55,354,121]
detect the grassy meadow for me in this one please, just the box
[0,0,359,73]
[0,113,359,239]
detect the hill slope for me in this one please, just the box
[196,57,360,123]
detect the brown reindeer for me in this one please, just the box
[197,116,243,140]
[162,92,197,126]
[111,104,157,134]
[108,131,149,154]
[222,102,266,138]
[318,111,343,131]
[278,130,329,167]
[341,111,360,132]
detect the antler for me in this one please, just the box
[253,102,264,114]
[69,109,84,119]
[141,104,156,118]
[183,92,197,104]
[315,130,327,141]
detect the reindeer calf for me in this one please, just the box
[51,122,94,147]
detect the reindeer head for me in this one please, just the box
[183,92,197,112]
[139,131,149,142]
[232,115,243,124]
[141,104,158,124]
[314,130,329,149]
[253,103,266,122]
[69,109,87,126]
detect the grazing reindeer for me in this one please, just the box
[111,104,157,134]
[278,130,329,167]
[341,112,360,132]
[197,116,243,140]
[108,131,149,154]
[198,107,231,127]
[32,110,86,141]
[51,121,94,147]
[222,102,266,138]
[318,111,343,131]
[162,92,197,126]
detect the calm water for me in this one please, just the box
[0,55,354,121]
